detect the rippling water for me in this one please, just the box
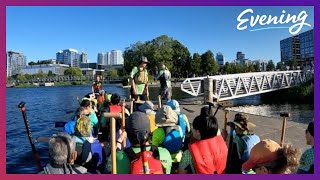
[6,84,313,174]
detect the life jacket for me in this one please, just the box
[74,136,104,166]
[93,81,102,92]
[147,114,157,133]
[105,93,112,102]
[162,113,187,153]
[240,134,260,161]
[159,70,171,87]
[109,105,122,113]
[134,67,148,84]
[124,146,164,174]
[97,95,105,106]
[43,164,87,174]
[189,135,228,174]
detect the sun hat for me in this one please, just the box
[242,139,281,171]
[233,113,256,131]
[155,105,178,127]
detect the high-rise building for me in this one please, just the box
[236,52,245,61]
[6,51,27,77]
[109,50,124,65]
[80,52,87,63]
[280,29,314,68]
[216,52,225,66]
[107,52,111,65]
[56,49,80,67]
[97,53,105,65]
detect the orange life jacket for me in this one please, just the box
[109,105,122,113]
[189,135,228,174]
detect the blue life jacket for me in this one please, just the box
[64,121,76,135]
[240,134,260,161]
[162,113,187,153]
[74,136,104,166]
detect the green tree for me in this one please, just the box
[201,50,219,75]
[266,60,275,71]
[48,70,54,77]
[276,62,285,70]
[101,71,107,78]
[64,67,82,76]
[123,35,191,78]
[254,63,260,72]
[16,74,26,81]
[28,61,37,66]
[191,53,202,76]
[109,68,118,78]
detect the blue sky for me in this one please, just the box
[6,6,314,63]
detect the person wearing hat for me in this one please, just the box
[242,139,300,174]
[297,121,314,174]
[151,105,189,173]
[224,113,260,174]
[106,112,172,174]
[155,63,172,100]
[130,56,150,101]
[138,101,158,133]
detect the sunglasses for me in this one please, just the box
[81,113,90,117]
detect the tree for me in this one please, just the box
[201,50,219,75]
[266,60,275,71]
[109,68,118,78]
[28,61,37,66]
[254,63,260,72]
[276,62,285,70]
[16,74,26,81]
[48,70,54,77]
[64,67,82,76]
[191,53,202,76]
[101,71,107,78]
[123,35,191,78]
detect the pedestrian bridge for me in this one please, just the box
[181,70,313,102]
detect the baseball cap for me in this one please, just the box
[125,112,150,135]
[242,139,280,171]
[138,101,155,114]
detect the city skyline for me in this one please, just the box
[7,6,314,63]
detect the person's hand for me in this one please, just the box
[118,129,127,142]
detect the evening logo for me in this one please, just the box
[237,8,311,35]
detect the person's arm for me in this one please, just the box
[130,67,137,95]
[92,82,95,93]
[178,150,193,174]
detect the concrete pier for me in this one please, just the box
[176,102,309,151]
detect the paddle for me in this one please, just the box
[225,122,236,174]
[18,102,43,172]
[280,112,290,146]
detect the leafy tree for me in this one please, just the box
[266,60,275,71]
[109,68,118,78]
[276,62,285,70]
[254,63,260,72]
[16,74,26,81]
[48,70,54,77]
[101,71,107,78]
[28,61,37,66]
[191,53,202,76]
[64,67,82,76]
[201,50,219,76]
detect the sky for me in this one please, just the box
[6,6,314,63]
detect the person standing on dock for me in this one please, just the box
[155,63,172,100]
[130,56,149,101]
[92,75,103,94]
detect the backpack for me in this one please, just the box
[124,146,164,174]
[134,68,148,84]
[162,113,187,153]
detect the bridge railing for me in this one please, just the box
[181,70,313,102]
